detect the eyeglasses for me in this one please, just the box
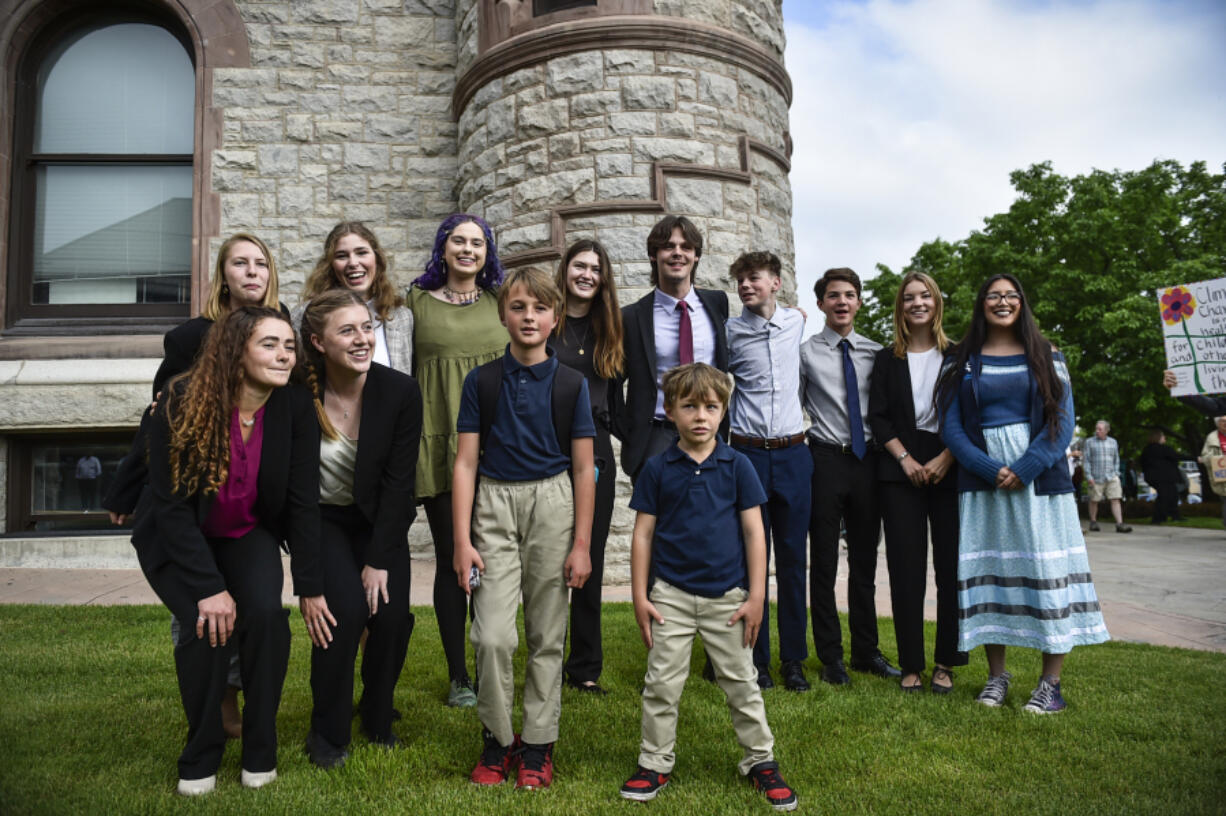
[984,291,1021,305]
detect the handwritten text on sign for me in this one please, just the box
[1161,277,1226,397]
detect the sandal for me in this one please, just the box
[900,673,923,693]
[931,666,954,696]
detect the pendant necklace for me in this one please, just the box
[566,317,591,355]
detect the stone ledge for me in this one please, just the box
[0,358,160,386]
[0,536,139,569]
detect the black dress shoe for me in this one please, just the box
[820,660,851,686]
[756,668,775,689]
[365,731,403,749]
[565,677,609,695]
[305,730,349,770]
[850,654,902,679]
[781,660,810,692]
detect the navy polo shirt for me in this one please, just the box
[629,440,767,598]
[457,347,595,482]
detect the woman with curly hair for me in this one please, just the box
[549,239,624,694]
[294,222,413,373]
[297,290,423,768]
[131,306,326,795]
[937,274,1109,713]
[407,213,506,707]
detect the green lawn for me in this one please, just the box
[2,604,1223,815]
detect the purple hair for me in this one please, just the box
[412,213,506,291]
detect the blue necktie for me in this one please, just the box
[840,339,866,460]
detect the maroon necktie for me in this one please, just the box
[677,301,694,365]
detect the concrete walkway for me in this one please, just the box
[2,523,1223,653]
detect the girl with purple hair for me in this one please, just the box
[407,213,506,707]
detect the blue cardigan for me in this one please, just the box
[941,352,1075,496]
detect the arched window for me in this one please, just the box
[8,14,194,330]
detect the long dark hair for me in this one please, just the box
[412,213,505,291]
[935,273,1064,439]
[553,239,625,379]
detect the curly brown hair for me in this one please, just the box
[165,306,293,496]
[299,289,370,441]
[302,222,403,322]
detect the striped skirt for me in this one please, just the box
[957,422,1110,654]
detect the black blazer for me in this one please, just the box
[130,383,323,602]
[342,363,423,569]
[868,347,956,486]
[617,287,729,478]
[1139,442,1182,485]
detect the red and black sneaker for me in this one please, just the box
[748,761,798,811]
[515,741,553,790]
[619,765,670,801]
[470,730,519,786]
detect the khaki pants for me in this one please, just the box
[639,579,775,775]
[470,472,573,747]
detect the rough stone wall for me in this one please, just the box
[654,0,786,58]
[213,1,461,296]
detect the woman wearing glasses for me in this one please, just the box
[937,274,1109,713]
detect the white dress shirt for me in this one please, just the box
[727,305,806,437]
[799,323,882,446]
[653,287,716,418]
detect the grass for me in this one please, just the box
[1123,515,1224,530]
[2,604,1224,815]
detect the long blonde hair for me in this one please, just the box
[891,270,949,359]
[201,234,280,321]
[302,222,402,322]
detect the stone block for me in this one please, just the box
[608,112,657,136]
[659,112,695,138]
[375,16,435,48]
[517,99,568,138]
[242,120,284,142]
[469,79,504,110]
[551,156,593,172]
[211,169,243,192]
[583,137,630,153]
[496,163,527,186]
[622,76,675,110]
[327,44,354,62]
[317,120,364,141]
[570,91,620,118]
[330,174,368,202]
[342,86,399,112]
[243,4,291,23]
[301,164,329,185]
[717,143,741,169]
[286,114,314,142]
[369,173,403,191]
[278,69,315,90]
[222,193,260,227]
[598,227,646,262]
[421,135,457,157]
[327,64,372,84]
[666,177,723,216]
[389,192,421,218]
[290,0,359,23]
[724,182,756,214]
[498,222,550,253]
[503,65,542,93]
[366,115,419,142]
[512,168,595,211]
[757,181,791,215]
[213,86,259,108]
[515,85,546,106]
[632,138,714,164]
[278,185,315,215]
[364,0,403,11]
[213,149,257,170]
[343,143,391,171]
[486,96,516,143]
[595,153,633,177]
[549,132,581,160]
[675,78,697,101]
[291,43,327,69]
[598,176,651,200]
[604,49,655,74]
[297,92,342,113]
[258,144,299,176]
[698,71,738,108]
[259,89,298,107]
[417,71,454,94]
[213,67,277,87]
[524,148,548,174]
[546,53,603,96]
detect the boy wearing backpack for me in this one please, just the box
[452,267,596,790]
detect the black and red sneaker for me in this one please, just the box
[470,730,519,786]
[748,761,797,811]
[515,741,553,790]
[619,765,670,801]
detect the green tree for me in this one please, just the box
[862,160,1226,460]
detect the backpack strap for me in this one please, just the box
[551,362,585,461]
[476,359,503,456]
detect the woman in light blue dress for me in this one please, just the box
[937,273,1109,713]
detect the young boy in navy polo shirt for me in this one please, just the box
[619,363,798,812]
[452,267,596,790]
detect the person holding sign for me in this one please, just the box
[1198,416,1226,529]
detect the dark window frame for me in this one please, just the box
[533,0,598,16]
[5,7,196,336]
[5,430,136,536]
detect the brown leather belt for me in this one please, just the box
[730,432,806,450]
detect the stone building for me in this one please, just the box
[0,0,795,576]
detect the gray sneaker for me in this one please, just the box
[975,671,1013,707]
[448,678,477,708]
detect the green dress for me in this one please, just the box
[408,285,504,498]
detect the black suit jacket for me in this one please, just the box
[617,287,730,478]
[346,363,423,568]
[130,383,323,602]
[867,348,956,485]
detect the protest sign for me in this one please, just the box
[1161,277,1226,396]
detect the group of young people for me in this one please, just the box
[109,211,1109,810]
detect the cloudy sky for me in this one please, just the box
[781,0,1226,330]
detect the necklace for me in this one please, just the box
[240,416,255,428]
[443,284,480,305]
[565,316,591,355]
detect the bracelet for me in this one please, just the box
[896,451,910,462]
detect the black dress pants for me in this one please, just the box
[144,526,290,779]
[880,479,968,674]
[564,429,615,684]
[310,504,413,747]
[423,491,472,682]
[808,444,881,666]
[1151,481,1180,522]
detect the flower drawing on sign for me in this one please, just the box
[1161,286,1196,324]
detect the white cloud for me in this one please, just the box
[784,0,1226,332]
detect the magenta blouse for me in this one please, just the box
[201,407,265,539]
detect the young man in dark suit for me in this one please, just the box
[619,215,729,481]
